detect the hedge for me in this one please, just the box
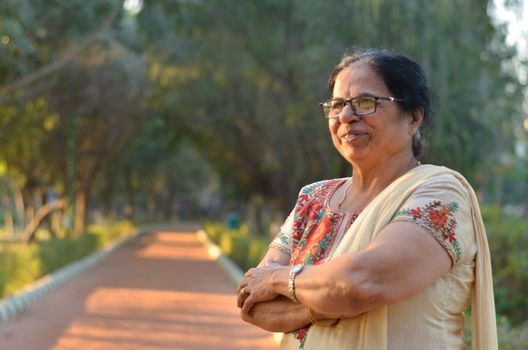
[0,221,134,298]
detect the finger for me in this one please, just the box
[241,295,254,314]
[238,285,251,305]
[240,304,253,322]
[237,287,248,308]
[239,292,250,309]
[244,268,255,277]
[236,280,248,294]
[240,309,249,322]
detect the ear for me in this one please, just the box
[409,107,424,130]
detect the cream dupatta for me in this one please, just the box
[281,165,498,350]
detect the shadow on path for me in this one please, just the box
[0,225,278,350]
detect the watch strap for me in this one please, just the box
[288,265,303,303]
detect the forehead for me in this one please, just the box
[333,61,389,98]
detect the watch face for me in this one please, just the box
[291,265,303,274]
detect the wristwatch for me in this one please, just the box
[288,264,304,303]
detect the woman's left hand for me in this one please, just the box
[237,265,288,314]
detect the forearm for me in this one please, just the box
[297,254,376,317]
[242,296,311,332]
[268,254,377,318]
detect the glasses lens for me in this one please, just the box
[321,102,332,117]
[352,97,376,115]
[326,99,344,117]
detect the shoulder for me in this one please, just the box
[415,165,473,192]
[416,173,470,197]
[392,171,477,265]
[298,178,347,197]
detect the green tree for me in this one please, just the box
[136,0,525,221]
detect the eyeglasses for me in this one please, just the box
[319,95,405,119]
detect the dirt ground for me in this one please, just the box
[0,225,278,350]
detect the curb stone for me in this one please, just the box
[195,229,283,345]
[0,227,145,324]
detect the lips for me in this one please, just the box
[339,130,368,142]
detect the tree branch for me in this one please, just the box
[22,198,67,243]
[0,0,124,101]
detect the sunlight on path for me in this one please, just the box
[0,228,278,350]
[52,289,273,350]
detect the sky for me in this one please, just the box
[492,0,528,142]
[492,0,528,58]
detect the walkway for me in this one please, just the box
[0,224,278,350]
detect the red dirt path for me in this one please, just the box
[0,225,278,350]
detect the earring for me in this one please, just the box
[413,129,421,142]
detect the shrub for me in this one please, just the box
[204,222,271,271]
[0,220,134,299]
[483,206,528,324]
[37,233,99,276]
[497,318,528,350]
[0,243,41,297]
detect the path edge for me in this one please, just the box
[0,224,156,324]
[196,229,283,345]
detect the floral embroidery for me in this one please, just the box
[392,201,461,263]
[269,238,290,255]
[278,231,289,245]
[295,327,309,349]
[286,179,357,349]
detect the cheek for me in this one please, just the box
[328,120,338,136]
[380,121,411,146]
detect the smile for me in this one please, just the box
[340,132,367,142]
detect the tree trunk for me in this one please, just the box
[13,182,25,232]
[73,190,87,235]
[100,181,113,218]
[163,184,176,220]
[23,189,35,229]
[1,190,15,239]
[23,198,67,243]
[51,208,64,235]
[41,189,56,238]
[248,195,267,236]
[147,194,156,217]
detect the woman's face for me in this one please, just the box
[329,61,417,166]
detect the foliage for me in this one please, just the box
[0,220,134,298]
[1,0,526,223]
[0,243,40,296]
[136,0,526,217]
[497,318,528,350]
[0,0,116,83]
[203,221,270,271]
[0,0,527,333]
[483,206,528,324]
[466,314,528,349]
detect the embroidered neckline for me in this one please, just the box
[323,177,361,215]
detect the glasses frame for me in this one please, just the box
[318,94,406,119]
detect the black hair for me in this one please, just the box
[328,48,432,158]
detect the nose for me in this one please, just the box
[338,103,360,124]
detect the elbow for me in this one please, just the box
[315,259,388,317]
[340,276,386,315]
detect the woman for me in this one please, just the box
[236,49,497,350]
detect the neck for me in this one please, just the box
[349,152,419,198]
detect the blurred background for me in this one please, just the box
[0,0,527,345]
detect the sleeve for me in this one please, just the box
[269,208,294,256]
[268,179,332,257]
[390,174,477,266]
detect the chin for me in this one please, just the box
[338,148,367,164]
